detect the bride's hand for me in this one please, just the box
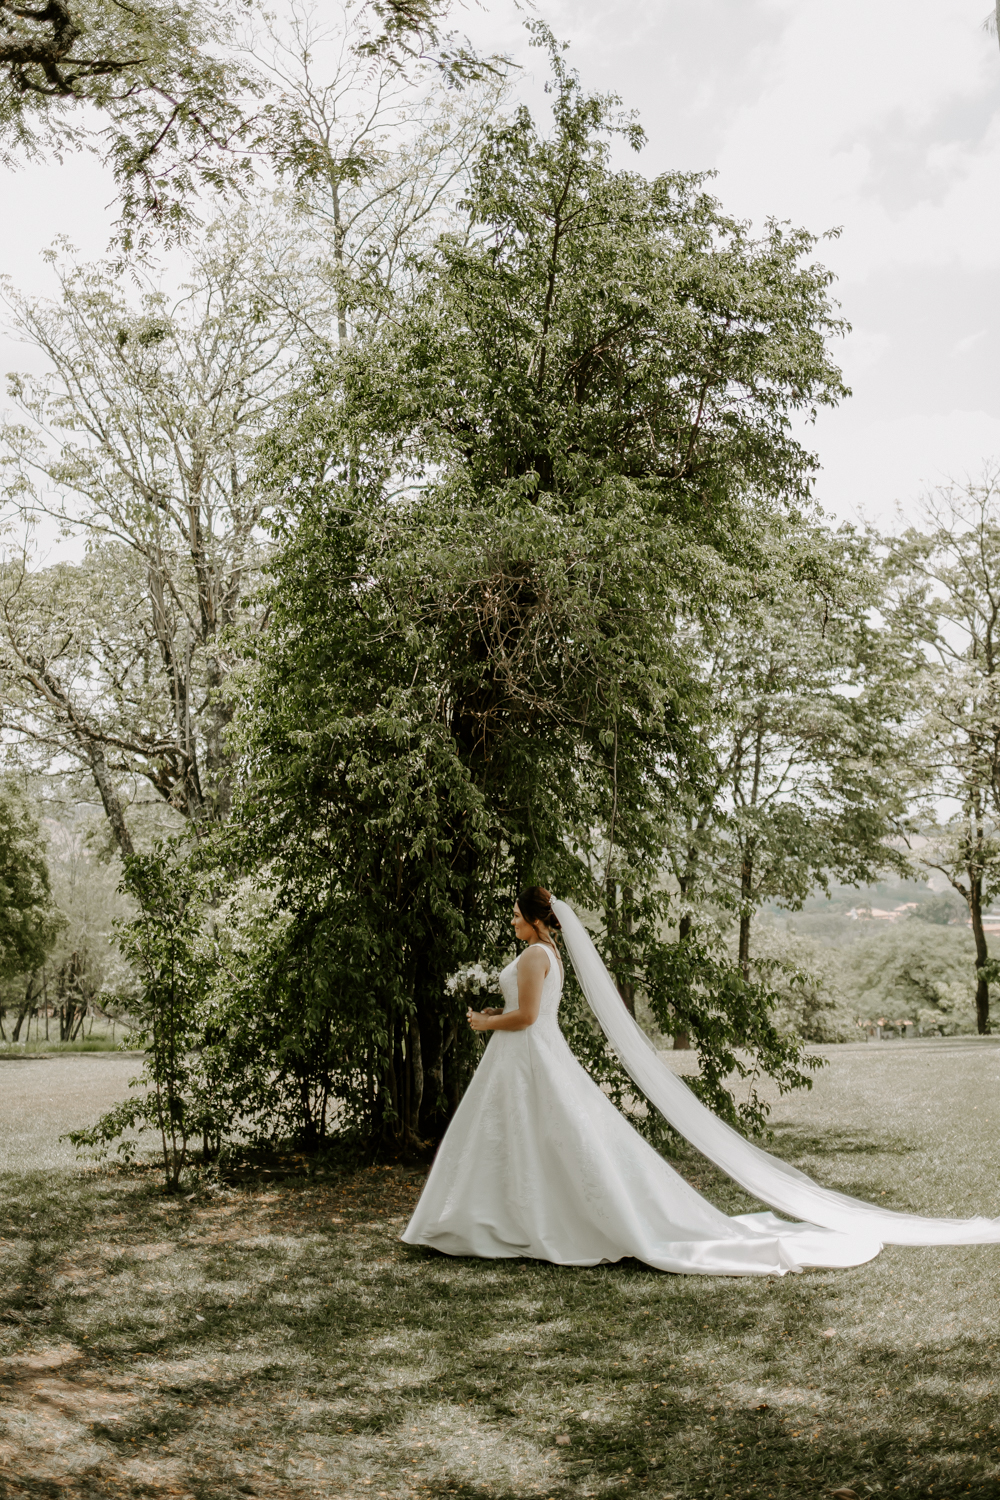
[467,1007,496,1032]
[480,1007,503,1016]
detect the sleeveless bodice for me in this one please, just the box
[498,944,563,1025]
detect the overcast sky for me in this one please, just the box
[1,0,998,532]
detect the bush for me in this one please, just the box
[749,923,859,1043]
[842,923,979,1035]
[66,850,233,1189]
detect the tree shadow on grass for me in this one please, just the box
[771,1126,917,1161]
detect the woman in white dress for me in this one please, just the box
[403,888,1000,1276]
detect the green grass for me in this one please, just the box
[3,1039,1000,1499]
[0,1038,132,1054]
[0,1021,129,1055]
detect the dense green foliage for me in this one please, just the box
[755,916,984,1041]
[215,52,872,1152]
[0,776,59,987]
[842,922,981,1034]
[65,852,231,1187]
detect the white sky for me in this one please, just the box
[2,0,999,532]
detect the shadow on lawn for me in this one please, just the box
[769,1126,916,1160]
[4,1162,1000,1500]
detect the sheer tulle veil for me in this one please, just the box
[552,897,1000,1247]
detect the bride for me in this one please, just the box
[403,887,1000,1276]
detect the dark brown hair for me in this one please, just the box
[517,886,561,936]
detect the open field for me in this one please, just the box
[2,1039,1000,1500]
[0,1054,145,1172]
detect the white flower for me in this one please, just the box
[443,960,502,1000]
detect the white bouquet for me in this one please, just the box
[444,961,504,1005]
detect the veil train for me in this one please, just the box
[552,897,1000,1247]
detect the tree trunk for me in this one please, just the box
[739,726,764,981]
[606,882,637,1017]
[419,1013,447,1139]
[407,1013,424,1143]
[382,1025,400,1144]
[11,975,38,1042]
[85,742,135,857]
[969,867,991,1034]
[401,1021,410,1146]
[332,178,349,344]
[201,653,233,820]
[737,912,752,980]
[617,883,636,1017]
[673,911,691,1049]
[738,843,754,982]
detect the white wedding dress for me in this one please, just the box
[405,899,1000,1275]
[403,945,881,1274]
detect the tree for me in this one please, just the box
[841,922,980,1035]
[746,923,859,1043]
[888,469,1000,1034]
[254,0,508,343]
[65,848,224,1188]
[0,776,60,1038]
[664,520,906,991]
[0,0,484,243]
[37,801,137,1039]
[0,0,261,243]
[911,892,966,925]
[225,40,853,1151]
[0,10,507,851]
[0,214,314,850]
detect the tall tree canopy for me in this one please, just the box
[0,776,59,983]
[0,216,313,847]
[0,0,487,241]
[665,519,906,984]
[223,44,859,1152]
[888,469,1000,1034]
[0,0,258,239]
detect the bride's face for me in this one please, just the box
[512,903,543,944]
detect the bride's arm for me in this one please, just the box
[468,947,548,1032]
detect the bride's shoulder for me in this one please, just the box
[518,943,555,975]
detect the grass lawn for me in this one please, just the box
[3,1038,1000,1500]
[1,1021,129,1055]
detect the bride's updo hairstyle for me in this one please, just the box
[517,886,561,942]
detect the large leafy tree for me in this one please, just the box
[0,215,315,848]
[664,521,907,990]
[887,469,1000,1034]
[0,0,480,242]
[0,778,60,1011]
[224,40,855,1153]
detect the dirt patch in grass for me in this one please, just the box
[3,1038,1000,1499]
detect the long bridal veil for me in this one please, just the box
[552,898,1000,1247]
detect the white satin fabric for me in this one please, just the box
[551,898,1000,1249]
[402,944,882,1275]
